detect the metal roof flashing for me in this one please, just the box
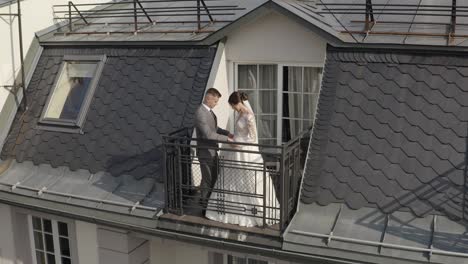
[0,160,163,219]
[284,203,468,264]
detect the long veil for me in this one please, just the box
[243,100,258,144]
[243,99,254,114]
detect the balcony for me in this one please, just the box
[162,128,309,235]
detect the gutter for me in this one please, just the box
[0,160,159,213]
[291,229,468,259]
[0,181,158,213]
[0,188,363,264]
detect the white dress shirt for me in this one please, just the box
[202,103,211,111]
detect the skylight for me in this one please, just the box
[39,55,106,132]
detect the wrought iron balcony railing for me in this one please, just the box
[162,128,309,232]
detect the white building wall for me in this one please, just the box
[150,238,209,264]
[149,237,304,264]
[225,11,327,64]
[76,221,99,264]
[0,0,102,149]
[98,226,150,264]
[213,10,327,129]
[0,204,16,264]
[210,43,230,131]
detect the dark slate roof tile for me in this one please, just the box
[1,47,215,186]
[302,49,468,220]
[345,192,368,210]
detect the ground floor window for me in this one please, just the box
[29,215,73,264]
[237,63,322,145]
[210,252,269,264]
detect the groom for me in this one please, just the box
[194,88,233,214]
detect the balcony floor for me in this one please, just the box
[160,213,280,235]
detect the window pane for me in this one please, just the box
[47,253,56,264]
[258,91,276,114]
[238,65,257,89]
[259,65,277,90]
[283,93,302,119]
[45,234,54,252]
[257,115,277,140]
[43,219,52,233]
[34,231,44,250]
[248,259,268,264]
[60,237,71,257]
[282,119,302,142]
[304,67,322,94]
[62,257,71,264]
[303,94,318,120]
[228,255,247,264]
[33,217,42,231]
[210,252,224,264]
[36,251,46,264]
[44,62,98,121]
[284,67,302,93]
[58,222,69,237]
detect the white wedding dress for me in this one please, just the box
[205,102,279,227]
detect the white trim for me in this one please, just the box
[51,219,62,264]
[232,60,324,67]
[27,215,38,264]
[277,64,283,145]
[205,39,226,91]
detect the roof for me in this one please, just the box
[0,46,216,219]
[284,203,468,264]
[0,159,163,218]
[38,0,269,44]
[38,0,468,49]
[284,47,468,263]
[0,0,14,8]
[276,0,468,48]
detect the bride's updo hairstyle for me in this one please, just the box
[228,91,248,106]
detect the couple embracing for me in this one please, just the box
[195,88,279,227]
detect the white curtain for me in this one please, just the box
[286,67,302,139]
[238,65,277,145]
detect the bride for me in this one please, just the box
[205,91,279,227]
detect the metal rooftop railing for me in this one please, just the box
[318,0,467,44]
[52,0,244,35]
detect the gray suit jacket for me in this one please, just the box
[195,105,229,157]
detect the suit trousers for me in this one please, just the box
[197,148,218,211]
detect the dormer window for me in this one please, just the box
[39,55,106,132]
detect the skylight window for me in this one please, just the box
[39,55,106,131]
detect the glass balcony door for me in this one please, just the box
[236,64,322,145]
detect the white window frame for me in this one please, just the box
[234,62,323,145]
[27,213,78,264]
